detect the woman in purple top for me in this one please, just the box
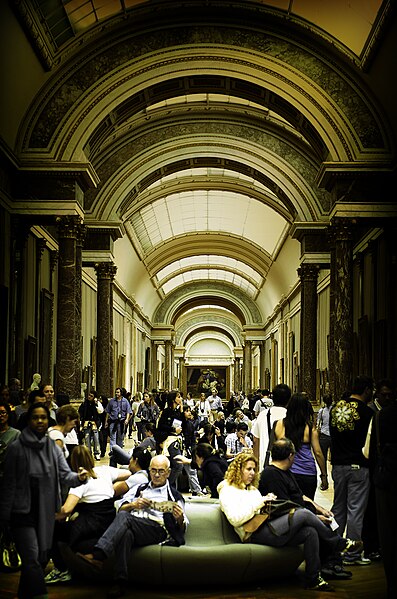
[274,393,328,499]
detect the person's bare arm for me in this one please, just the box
[311,427,328,490]
[253,435,260,462]
[55,493,80,520]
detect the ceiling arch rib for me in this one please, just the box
[156,255,262,291]
[161,270,258,300]
[129,189,287,257]
[21,18,389,164]
[123,171,292,224]
[153,284,263,326]
[86,81,326,162]
[175,311,244,347]
[137,232,276,281]
[93,135,327,223]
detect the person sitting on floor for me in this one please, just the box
[77,455,188,599]
[193,442,228,498]
[109,423,157,467]
[45,445,131,584]
[218,450,363,593]
[112,446,151,508]
[225,421,253,460]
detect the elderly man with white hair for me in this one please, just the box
[77,455,187,598]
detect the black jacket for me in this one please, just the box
[201,454,228,498]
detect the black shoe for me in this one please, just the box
[107,581,126,598]
[322,564,352,580]
[305,575,335,592]
[367,551,381,561]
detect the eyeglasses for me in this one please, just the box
[149,468,168,476]
[0,411,8,415]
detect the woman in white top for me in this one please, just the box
[48,404,79,461]
[113,446,151,511]
[196,392,211,424]
[218,451,354,592]
[45,445,131,584]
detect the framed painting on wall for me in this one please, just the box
[186,367,226,399]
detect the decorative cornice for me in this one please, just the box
[11,0,58,70]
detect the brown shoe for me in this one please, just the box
[76,552,103,571]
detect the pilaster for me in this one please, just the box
[55,216,85,399]
[329,218,355,401]
[94,261,117,397]
[298,263,320,402]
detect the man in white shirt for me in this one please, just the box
[225,422,253,459]
[77,455,187,598]
[208,389,223,423]
[252,383,291,471]
[253,389,273,418]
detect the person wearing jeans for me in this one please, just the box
[329,376,374,565]
[105,388,132,456]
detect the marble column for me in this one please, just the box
[244,340,252,393]
[259,342,265,388]
[35,239,47,342]
[151,341,158,390]
[94,262,117,398]
[327,228,336,397]
[75,226,86,396]
[49,250,58,293]
[8,218,30,381]
[179,357,186,395]
[330,219,354,401]
[298,263,319,402]
[56,216,84,399]
[164,340,172,390]
[234,357,241,392]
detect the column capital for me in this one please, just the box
[94,261,117,280]
[297,263,320,282]
[36,238,47,261]
[49,250,58,272]
[329,217,356,243]
[56,215,84,238]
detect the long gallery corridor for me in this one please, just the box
[0,1,396,598]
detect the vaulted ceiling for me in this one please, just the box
[8,0,394,339]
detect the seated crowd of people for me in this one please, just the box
[0,377,395,599]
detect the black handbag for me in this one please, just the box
[260,498,301,521]
[0,529,21,572]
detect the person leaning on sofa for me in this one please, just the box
[218,450,363,593]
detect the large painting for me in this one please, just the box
[187,367,226,399]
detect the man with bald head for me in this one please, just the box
[78,455,187,598]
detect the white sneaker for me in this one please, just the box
[44,568,72,583]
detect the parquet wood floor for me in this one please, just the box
[0,559,387,599]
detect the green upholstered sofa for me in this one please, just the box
[62,497,304,585]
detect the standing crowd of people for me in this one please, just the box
[0,375,396,599]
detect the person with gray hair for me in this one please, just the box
[77,454,187,598]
